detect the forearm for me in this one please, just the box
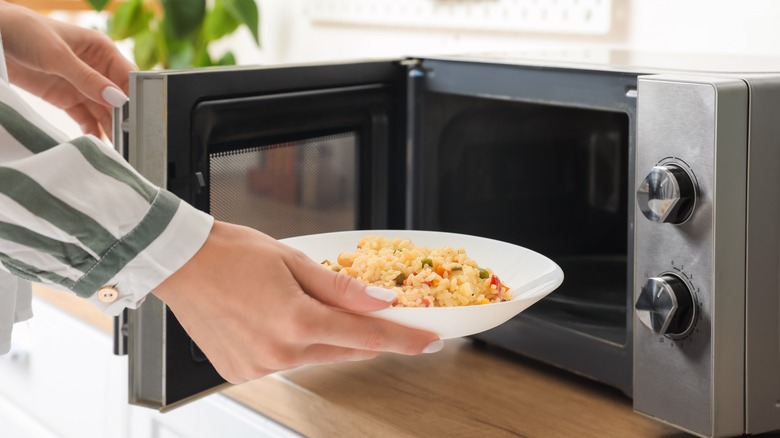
[0,78,213,313]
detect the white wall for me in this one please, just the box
[223,0,780,66]
[626,0,780,56]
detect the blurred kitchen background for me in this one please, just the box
[13,0,780,138]
[4,2,780,437]
[229,0,780,64]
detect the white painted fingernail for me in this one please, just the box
[422,340,444,354]
[365,286,397,303]
[101,86,129,107]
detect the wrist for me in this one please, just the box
[151,220,230,304]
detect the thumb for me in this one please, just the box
[290,254,398,313]
[58,53,128,108]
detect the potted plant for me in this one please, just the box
[86,0,260,69]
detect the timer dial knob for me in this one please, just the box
[636,274,696,339]
[637,164,697,224]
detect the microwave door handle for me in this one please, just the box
[111,102,130,356]
[112,102,129,159]
[113,309,128,356]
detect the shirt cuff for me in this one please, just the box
[86,195,214,315]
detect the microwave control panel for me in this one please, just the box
[635,158,700,339]
[633,74,748,438]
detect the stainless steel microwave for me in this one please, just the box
[113,50,780,437]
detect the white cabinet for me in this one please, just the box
[0,394,60,438]
[0,297,300,438]
[128,393,300,438]
[0,297,128,438]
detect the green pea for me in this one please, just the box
[421,257,433,267]
[478,268,490,279]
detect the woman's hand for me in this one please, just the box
[152,221,443,384]
[0,2,136,137]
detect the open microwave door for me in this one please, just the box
[120,60,409,410]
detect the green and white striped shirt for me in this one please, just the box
[0,39,213,353]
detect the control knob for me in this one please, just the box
[635,274,696,339]
[637,164,697,224]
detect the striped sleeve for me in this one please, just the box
[0,74,213,315]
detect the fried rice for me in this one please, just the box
[321,235,512,307]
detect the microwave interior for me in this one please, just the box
[418,92,630,344]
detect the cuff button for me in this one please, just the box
[97,286,119,304]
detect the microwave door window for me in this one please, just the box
[210,132,358,238]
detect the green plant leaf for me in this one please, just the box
[216,51,236,66]
[193,46,213,68]
[153,25,171,69]
[132,29,158,70]
[201,0,240,43]
[161,0,207,39]
[97,0,257,70]
[167,40,195,69]
[108,0,151,40]
[224,0,260,45]
[85,0,110,12]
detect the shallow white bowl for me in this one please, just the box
[281,230,564,339]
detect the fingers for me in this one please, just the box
[62,23,137,95]
[6,14,129,109]
[86,100,114,139]
[287,248,399,313]
[282,242,441,355]
[64,101,112,138]
[0,5,134,125]
[301,302,441,356]
[7,62,112,137]
[70,106,101,137]
[58,54,128,109]
[102,49,137,96]
[193,302,441,384]
[217,346,381,384]
[42,25,131,108]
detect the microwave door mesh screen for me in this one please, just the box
[208,132,358,239]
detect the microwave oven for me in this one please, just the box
[113,50,780,437]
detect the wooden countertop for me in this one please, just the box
[33,285,685,437]
[224,340,685,437]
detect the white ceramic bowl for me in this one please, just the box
[281,230,564,339]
